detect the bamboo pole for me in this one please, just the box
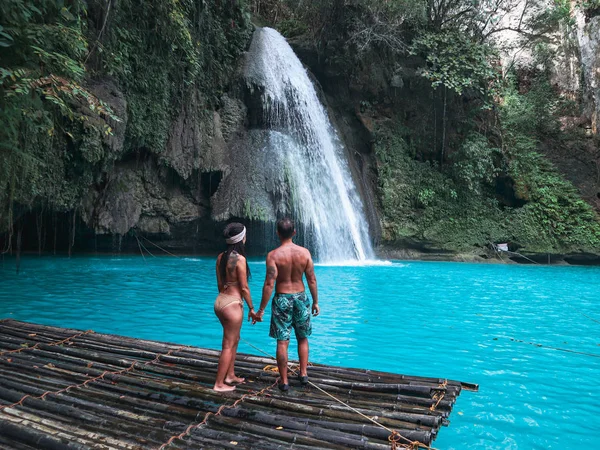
[0,320,473,449]
[0,419,93,450]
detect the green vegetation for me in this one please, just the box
[102,0,251,153]
[0,0,118,239]
[375,74,600,253]
[252,0,600,255]
[375,125,509,251]
[2,0,599,257]
[1,0,251,246]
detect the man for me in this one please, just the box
[255,218,319,391]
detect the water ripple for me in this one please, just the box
[1,257,599,449]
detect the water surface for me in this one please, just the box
[1,256,599,449]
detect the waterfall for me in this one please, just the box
[244,27,374,262]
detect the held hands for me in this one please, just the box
[249,309,264,325]
[248,309,259,323]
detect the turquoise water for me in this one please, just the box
[1,256,599,449]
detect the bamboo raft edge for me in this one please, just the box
[0,319,477,449]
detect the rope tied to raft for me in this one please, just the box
[262,364,280,372]
[430,379,448,412]
[242,338,435,450]
[0,329,94,357]
[389,430,420,450]
[0,346,179,412]
[158,378,280,449]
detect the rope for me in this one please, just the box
[240,338,434,450]
[158,379,279,449]
[552,296,600,327]
[0,347,178,412]
[507,251,540,265]
[140,235,180,258]
[138,238,155,258]
[135,234,146,262]
[579,311,600,325]
[501,336,600,359]
[242,338,277,359]
[0,330,94,357]
[429,380,447,412]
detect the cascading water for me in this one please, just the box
[244,27,374,262]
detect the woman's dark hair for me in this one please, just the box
[219,222,251,282]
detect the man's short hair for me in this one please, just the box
[277,218,295,239]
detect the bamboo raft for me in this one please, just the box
[0,320,477,449]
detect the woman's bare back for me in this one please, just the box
[217,251,245,297]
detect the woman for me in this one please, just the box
[213,222,256,392]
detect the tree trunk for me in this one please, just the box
[69,209,77,258]
[16,224,22,275]
[68,210,76,258]
[441,85,447,167]
[53,212,57,255]
[36,209,43,256]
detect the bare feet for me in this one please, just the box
[213,383,236,392]
[225,375,245,385]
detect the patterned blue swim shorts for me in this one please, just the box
[269,292,312,341]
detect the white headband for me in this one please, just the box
[226,227,246,245]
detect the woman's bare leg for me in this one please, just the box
[214,304,243,392]
[225,317,245,384]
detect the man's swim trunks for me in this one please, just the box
[269,292,312,341]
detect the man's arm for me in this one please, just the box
[305,253,319,316]
[256,253,277,322]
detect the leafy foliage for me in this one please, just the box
[411,31,499,97]
[499,78,600,252]
[102,0,252,153]
[374,74,600,254]
[0,0,252,239]
[0,0,120,233]
[375,123,509,251]
[451,132,500,194]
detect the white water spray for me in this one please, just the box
[245,28,374,262]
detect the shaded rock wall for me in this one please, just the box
[576,14,600,134]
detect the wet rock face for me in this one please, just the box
[82,159,204,236]
[162,93,238,180]
[219,95,247,142]
[88,78,128,154]
[93,168,142,236]
[210,130,289,223]
[577,15,600,133]
[80,83,247,242]
[163,92,209,180]
[137,215,170,234]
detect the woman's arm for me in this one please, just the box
[236,256,255,316]
[216,254,224,292]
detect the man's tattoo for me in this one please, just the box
[227,252,239,276]
[266,265,277,280]
[306,264,315,277]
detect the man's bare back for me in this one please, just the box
[268,243,312,294]
[262,241,318,313]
